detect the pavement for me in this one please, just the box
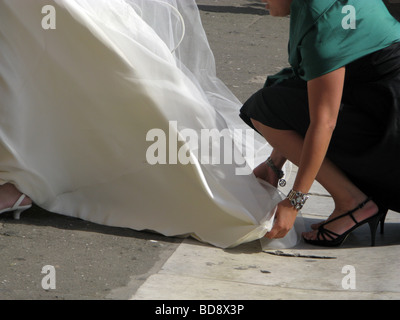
[1,0,400,302]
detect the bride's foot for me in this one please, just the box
[302,198,381,245]
[0,183,32,219]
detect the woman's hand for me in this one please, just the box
[265,199,298,239]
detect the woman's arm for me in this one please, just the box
[266,67,346,239]
[294,67,346,194]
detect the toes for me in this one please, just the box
[302,231,311,240]
[310,220,325,230]
[302,230,318,241]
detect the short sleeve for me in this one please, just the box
[290,0,400,81]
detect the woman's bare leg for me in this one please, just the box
[253,148,287,187]
[251,119,379,240]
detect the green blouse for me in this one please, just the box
[267,0,400,85]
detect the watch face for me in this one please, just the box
[287,190,309,210]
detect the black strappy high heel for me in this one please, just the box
[379,209,389,234]
[303,198,388,247]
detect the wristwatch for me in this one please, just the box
[287,189,310,211]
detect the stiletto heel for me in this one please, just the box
[13,208,26,220]
[0,194,32,220]
[379,210,388,235]
[303,198,386,247]
[368,212,382,247]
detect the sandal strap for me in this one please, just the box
[12,194,27,210]
[318,197,372,229]
[317,226,340,241]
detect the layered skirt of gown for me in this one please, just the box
[0,0,300,248]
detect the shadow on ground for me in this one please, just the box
[0,205,181,244]
[198,2,269,15]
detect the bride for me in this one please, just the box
[0,0,299,249]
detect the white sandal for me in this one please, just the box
[0,194,32,220]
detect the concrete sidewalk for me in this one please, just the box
[131,170,400,300]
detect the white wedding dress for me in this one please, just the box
[0,0,301,248]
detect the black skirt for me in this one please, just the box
[240,42,400,212]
